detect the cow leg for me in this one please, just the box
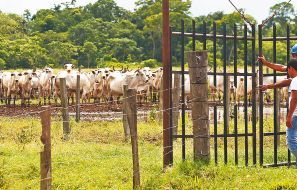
[13,96,15,106]
[70,91,74,105]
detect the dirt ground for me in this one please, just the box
[0,102,158,117]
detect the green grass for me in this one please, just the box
[0,116,297,190]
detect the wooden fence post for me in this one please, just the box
[188,51,210,162]
[172,74,181,136]
[60,78,70,140]
[123,85,131,140]
[76,74,80,122]
[125,88,140,189]
[40,106,51,190]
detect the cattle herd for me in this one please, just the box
[0,64,164,106]
[0,64,289,107]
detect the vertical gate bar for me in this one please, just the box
[273,23,278,166]
[181,19,186,161]
[213,21,218,165]
[286,24,291,164]
[223,23,228,164]
[203,21,207,50]
[192,20,196,51]
[169,27,173,164]
[251,24,257,165]
[233,23,238,165]
[258,25,264,166]
[244,24,249,166]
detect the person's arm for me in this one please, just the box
[287,90,297,128]
[258,78,291,91]
[258,56,287,72]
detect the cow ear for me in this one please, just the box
[92,70,96,74]
[11,73,15,76]
[18,73,22,76]
[32,72,36,76]
[24,72,28,75]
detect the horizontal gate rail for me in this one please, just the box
[172,70,287,77]
[172,31,297,41]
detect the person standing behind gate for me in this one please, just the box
[257,44,297,157]
[285,59,297,157]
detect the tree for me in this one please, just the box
[134,0,192,61]
[81,41,97,68]
[265,2,295,36]
[46,41,78,67]
[106,38,141,61]
[84,0,130,22]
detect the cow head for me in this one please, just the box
[135,69,149,84]
[64,64,74,73]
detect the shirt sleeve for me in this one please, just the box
[290,77,297,91]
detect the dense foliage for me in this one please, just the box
[0,0,296,69]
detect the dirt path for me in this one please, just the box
[0,102,158,117]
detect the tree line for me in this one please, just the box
[0,0,296,69]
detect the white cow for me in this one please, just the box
[2,72,19,105]
[39,68,54,105]
[107,70,149,104]
[137,67,154,103]
[54,64,79,104]
[93,68,112,103]
[19,72,33,106]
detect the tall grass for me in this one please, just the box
[0,116,296,189]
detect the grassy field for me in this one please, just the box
[1,114,297,190]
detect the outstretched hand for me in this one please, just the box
[257,56,267,65]
[257,85,269,91]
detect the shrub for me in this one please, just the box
[141,59,159,68]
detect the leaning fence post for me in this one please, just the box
[123,85,131,140]
[188,51,210,162]
[76,74,80,122]
[126,88,140,189]
[172,74,181,136]
[40,106,51,190]
[60,78,70,140]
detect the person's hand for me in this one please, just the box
[286,115,292,128]
[257,85,269,91]
[257,56,267,65]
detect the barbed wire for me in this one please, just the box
[228,0,254,26]
[260,0,292,27]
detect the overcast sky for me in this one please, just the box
[0,0,296,23]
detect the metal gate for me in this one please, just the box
[170,20,297,167]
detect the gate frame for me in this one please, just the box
[169,19,297,167]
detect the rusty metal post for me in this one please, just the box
[162,0,172,168]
